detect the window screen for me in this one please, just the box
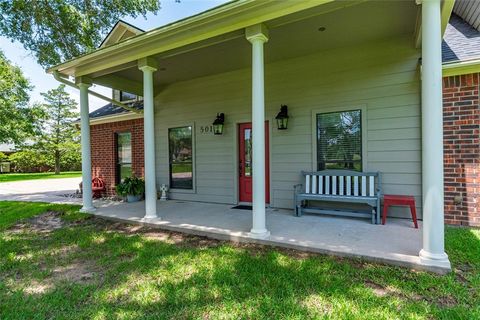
[316,110,362,171]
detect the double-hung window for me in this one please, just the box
[316,110,362,171]
[168,126,193,189]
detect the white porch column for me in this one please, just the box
[246,24,270,239]
[138,57,158,219]
[419,0,450,269]
[77,77,95,212]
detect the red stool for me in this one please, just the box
[382,195,418,228]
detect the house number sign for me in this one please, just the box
[199,125,214,134]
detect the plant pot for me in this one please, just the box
[126,194,142,203]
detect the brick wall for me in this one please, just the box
[90,118,144,196]
[443,73,480,227]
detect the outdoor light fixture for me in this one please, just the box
[275,105,289,130]
[212,113,225,135]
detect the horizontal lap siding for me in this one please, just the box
[154,35,422,218]
[155,71,250,204]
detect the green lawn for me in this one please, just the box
[0,171,81,183]
[0,201,479,319]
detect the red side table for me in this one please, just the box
[382,195,418,228]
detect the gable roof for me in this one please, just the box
[99,20,144,48]
[442,13,480,64]
[89,101,143,119]
[453,0,480,32]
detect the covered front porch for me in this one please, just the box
[92,200,435,272]
[48,0,454,272]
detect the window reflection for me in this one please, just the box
[317,110,362,171]
[169,126,193,189]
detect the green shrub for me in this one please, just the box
[8,150,49,172]
[59,149,81,171]
[115,176,145,196]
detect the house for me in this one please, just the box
[0,143,15,173]
[49,0,468,271]
[0,143,16,157]
[441,1,480,227]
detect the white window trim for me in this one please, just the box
[311,104,368,172]
[119,91,142,103]
[167,122,196,194]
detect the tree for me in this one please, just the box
[0,0,161,68]
[8,150,48,172]
[0,50,37,144]
[34,85,79,174]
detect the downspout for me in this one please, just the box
[53,71,142,114]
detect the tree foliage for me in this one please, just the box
[33,84,80,174]
[8,148,81,172]
[0,0,161,68]
[8,150,47,172]
[0,50,37,145]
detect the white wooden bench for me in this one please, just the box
[294,170,382,224]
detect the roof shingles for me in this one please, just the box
[442,13,480,63]
[89,101,143,119]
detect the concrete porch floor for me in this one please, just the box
[91,199,448,273]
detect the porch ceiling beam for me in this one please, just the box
[415,0,456,48]
[50,0,334,77]
[155,31,244,60]
[92,74,144,96]
[266,0,368,29]
[414,5,422,48]
[89,61,138,78]
[441,0,456,35]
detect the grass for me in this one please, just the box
[0,171,81,183]
[0,201,479,319]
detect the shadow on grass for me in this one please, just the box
[1,207,479,319]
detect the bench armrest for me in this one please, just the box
[294,184,303,193]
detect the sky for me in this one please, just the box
[0,0,228,112]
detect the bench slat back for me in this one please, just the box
[302,170,380,197]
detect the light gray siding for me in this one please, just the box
[154,35,422,218]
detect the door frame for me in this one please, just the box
[235,120,271,205]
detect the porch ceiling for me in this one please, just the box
[90,0,418,95]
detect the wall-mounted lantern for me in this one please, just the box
[275,105,289,130]
[212,113,225,135]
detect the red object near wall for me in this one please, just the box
[382,194,418,229]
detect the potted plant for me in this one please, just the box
[115,176,145,202]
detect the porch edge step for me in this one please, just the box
[92,212,452,275]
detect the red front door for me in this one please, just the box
[238,122,270,203]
